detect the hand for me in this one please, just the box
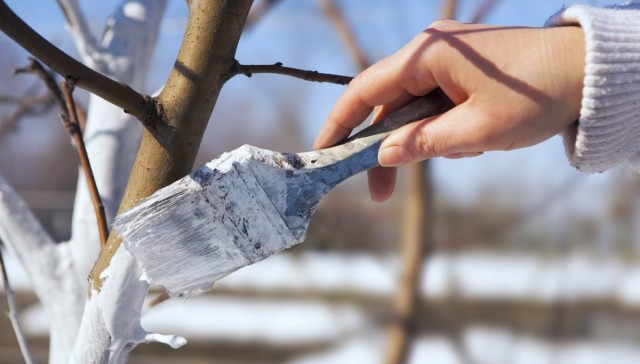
[314,21,585,201]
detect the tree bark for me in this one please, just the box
[68,1,254,362]
[90,0,254,290]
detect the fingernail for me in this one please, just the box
[379,146,410,167]
[460,151,483,158]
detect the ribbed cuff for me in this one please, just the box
[547,3,640,173]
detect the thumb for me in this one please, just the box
[378,102,487,166]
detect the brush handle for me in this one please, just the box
[298,88,454,190]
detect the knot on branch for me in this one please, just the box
[140,95,167,130]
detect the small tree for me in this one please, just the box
[0,0,359,362]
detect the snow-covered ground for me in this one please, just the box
[5,250,640,363]
[291,330,640,364]
[7,250,640,303]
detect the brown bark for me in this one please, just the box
[89,0,254,290]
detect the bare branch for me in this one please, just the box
[0,1,155,121]
[441,0,458,20]
[0,94,54,135]
[15,57,68,117]
[0,95,22,104]
[245,0,283,29]
[0,246,35,364]
[232,62,353,85]
[319,0,370,69]
[469,0,501,23]
[60,81,108,248]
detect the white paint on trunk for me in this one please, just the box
[69,247,185,364]
[0,173,84,364]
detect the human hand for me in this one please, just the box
[314,21,585,201]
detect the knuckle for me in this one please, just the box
[413,128,439,159]
[427,19,462,32]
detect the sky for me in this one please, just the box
[0,0,631,214]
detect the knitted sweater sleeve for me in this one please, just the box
[546,2,640,173]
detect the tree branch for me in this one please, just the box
[0,94,54,135]
[469,0,501,23]
[0,246,35,364]
[245,0,283,29]
[232,62,353,85]
[0,1,156,121]
[319,0,370,70]
[15,57,68,117]
[60,81,108,248]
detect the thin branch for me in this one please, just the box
[15,57,68,117]
[0,1,156,122]
[232,62,353,85]
[0,94,54,135]
[441,0,458,20]
[60,81,108,248]
[319,0,370,70]
[0,95,22,104]
[0,246,36,364]
[245,0,283,29]
[145,291,171,312]
[469,0,501,24]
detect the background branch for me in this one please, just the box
[0,94,54,135]
[245,0,283,30]
[15,57,69,117]
[319,0,370,70]
[0,245,35,364]
[469,0,501,23]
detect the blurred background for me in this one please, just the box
[2,0,640,363]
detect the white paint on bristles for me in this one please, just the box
[116,145,300,296]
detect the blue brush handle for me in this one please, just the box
[297,88,454,189]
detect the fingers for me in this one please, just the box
[378,100,493,166]
[314,46,438,149]
[367,167,396,202]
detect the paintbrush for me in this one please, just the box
[113,89,454,296]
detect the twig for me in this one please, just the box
[145,292,171,313]
[0,246,36,364]
[0,94,54,135]
[15,57,68,117]
[232,62,353,85]
[0,1,154,121]
[319,0,370,70]
[60,81,108,248]
[469,0,501,23]
[245,0,283,29]
[441,0,458,20]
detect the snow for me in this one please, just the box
[288,330,640,364]
[215,251,640,304]
[10,248,640,363]
[143,297,366,344]
[6,250,640,305]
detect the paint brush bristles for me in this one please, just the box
[114,147,299,296]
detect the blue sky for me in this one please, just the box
[0,0,629,213]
